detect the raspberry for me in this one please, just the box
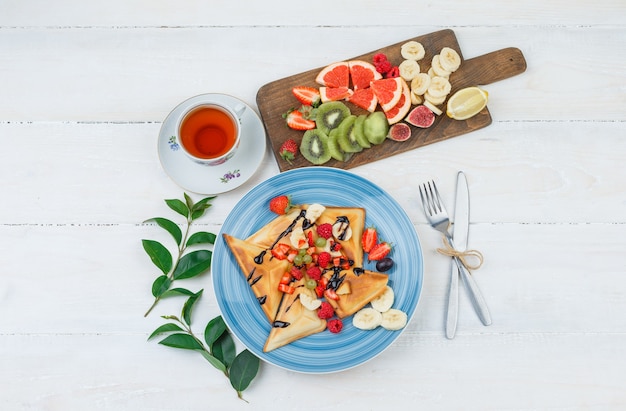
[317,251,331,268]
[317,301,334,319]
[290,266,303,280]
[316,223,333,239]
[306,266,322,281]
[375,60,392,74]
[385,66,400,78]
[373,53,388,64]
[327,318,343,333]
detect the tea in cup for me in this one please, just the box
[177,102,246,166]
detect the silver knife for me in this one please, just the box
[446,171,469,339]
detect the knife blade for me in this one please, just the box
[446,171,470,339]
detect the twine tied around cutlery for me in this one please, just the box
[436,236,484,271]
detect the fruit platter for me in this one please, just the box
[256,29,526,171]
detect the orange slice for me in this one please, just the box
[370,77,404,112]
[319,86,353,103]
[346,88,378,112]
[383,78,411,124]
[315,62,350,88]
[348,60,382,90]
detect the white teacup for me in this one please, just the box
[176,99,246,166]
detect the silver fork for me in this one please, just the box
[419,180,492,326]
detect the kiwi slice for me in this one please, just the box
[315,102,351,135]
[328,128,350,161]
[336,115,363,154]
[300,129,331,165]
[363,111,390,145]
[353,115,371,149]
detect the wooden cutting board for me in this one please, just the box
[256,29,526,171]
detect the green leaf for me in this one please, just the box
[165,198,189,219]
[172,250,212,280]
[182,289,204,326]
[142,239,172,275]
[191,196,216,220]
[199,350,227,372]
[159,333,204,350]
[144,217,183,246]
[184,193,195,214]
[159,287,196,298]
[151,275,172,297]
[229,350,260,393]
[205,316,227,349]
[213,332,236,368]
[148,323,184,340]
[187,231,217,246]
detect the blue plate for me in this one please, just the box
[212,167,423,373]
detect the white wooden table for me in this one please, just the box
[2,1,625,409]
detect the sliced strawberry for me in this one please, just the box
[278,283,295,294]
[368,241,391,261]
[271,243,292,260]
[279,271,292,285]
[361,226,377,253]
[315,284,325,298]
[283,109,316,130]
[292,86,321,107]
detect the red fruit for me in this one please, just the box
[290,266,304,280]
[271,243,292,260]
[317,251,331,268]
[327,318,343,333]
[368,241,392,261]
[319,86,353,103]
[315,62,350,88]
[269,195,291,215]
[316,223,333,239]
[278,283,295,294]
[406,105,435,128]
[315,284,325,298]
[385,66,400,78]
[372,53,388,65]
[317,301,334,319]
[324,288,339,301]
[279,271,292,285]
[278,139,298,164]
[306,266,322,281]
[375,60,392,74]
[387,123,412,141]
[362,227,377,253]
[283,109,316,130]
[292,86,321,107]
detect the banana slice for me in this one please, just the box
[381,309,408,330]
[300,292,322,311]
[410,90,423,105]
[424,100,443,116]
[410,73,431,96]
[398,59,420,82]
[431,55,451,78]
[332,220,352,241]
[427,76,451,98]
[439,47,461,72]
[290,226,308,249]
[424,92,446,106]
[352,307,383,330]
[370,286,394,313]
[305,203,326,223]
[400,41,425,61]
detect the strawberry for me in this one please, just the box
[271,243,292,260]
[278,139,298,164]
[269,195,292,215]
[292,86,321,107]
[361,226,377,253]
[283,109,315,130]
[368,241,392,261]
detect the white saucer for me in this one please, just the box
[158,93,266,195]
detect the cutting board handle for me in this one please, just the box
[455,47,527,88]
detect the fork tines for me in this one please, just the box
[419,180,443,216]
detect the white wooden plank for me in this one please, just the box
[0,27,624,121]
[2,0,625,26]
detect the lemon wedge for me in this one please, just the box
[446,86,489,120]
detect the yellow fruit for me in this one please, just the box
[446,87,489,120]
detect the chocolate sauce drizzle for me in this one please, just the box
[254,209,308,264]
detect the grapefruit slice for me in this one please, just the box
[348,60,382,90]
[316,62,350,88]
[346,88,378,112]
[383,78,411,124]
[320,86,353,103]
[370,77,404,112]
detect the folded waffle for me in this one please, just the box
[314,206,366,268]
[245,207,305,249]
[264,279,327,352]
[222,233,289,323]
[326,269,389,318]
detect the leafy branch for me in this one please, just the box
[148,290,260,401]
[142,193,216,317]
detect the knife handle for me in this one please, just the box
[445,264,459,339]
[454,256,492,326]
